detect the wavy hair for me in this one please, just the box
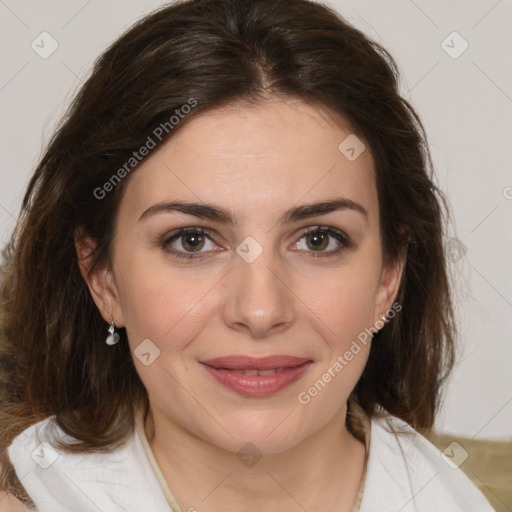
[0,0,456,505]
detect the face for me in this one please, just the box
[83,97,403,454]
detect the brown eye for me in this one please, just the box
[293,226,351,257]
[305,231,329,251]
[180,231,205,252]
[161,227,220,258]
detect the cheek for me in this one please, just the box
[299,258,381,347]
[296,266,378,405]
[115,252,220,350]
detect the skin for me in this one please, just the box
[0,493,30,512]
[77,97,405,512]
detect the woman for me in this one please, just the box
[0,0,495,510]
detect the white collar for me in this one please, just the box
[8,411,493,512]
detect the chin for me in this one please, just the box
[196,410,313,456]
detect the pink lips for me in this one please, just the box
[199,355,313,397]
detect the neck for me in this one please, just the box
[144,404,366,512]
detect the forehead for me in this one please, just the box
[119,98,377,225]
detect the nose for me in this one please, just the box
[222,245,295,339]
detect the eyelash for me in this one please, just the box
[159,226,352,260]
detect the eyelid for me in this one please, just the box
[290,225,351,256]
[160,226,218,254]
[159,225,352,258]
[295,225,350,243]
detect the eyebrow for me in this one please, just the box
[138,197,368,225]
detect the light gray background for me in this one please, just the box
[1,0,510,439]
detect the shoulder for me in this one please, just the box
[360,413,495,512]
[2,417,60,512]
[7,415,171,511]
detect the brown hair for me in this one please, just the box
[0,0,455,504]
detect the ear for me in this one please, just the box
[372,246,407,325]
[74,226,125,327]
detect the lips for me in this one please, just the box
[199,355,313,397]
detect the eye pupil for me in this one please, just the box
[307,232,328,251]
[183,233,204,251]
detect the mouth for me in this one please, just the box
[199,355,313,397]
[224,367,287,376]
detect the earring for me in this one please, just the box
[106,315,120,345]
[380,314,387,322]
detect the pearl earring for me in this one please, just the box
[106,315,120,345]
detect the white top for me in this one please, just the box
[7,409,494,512]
